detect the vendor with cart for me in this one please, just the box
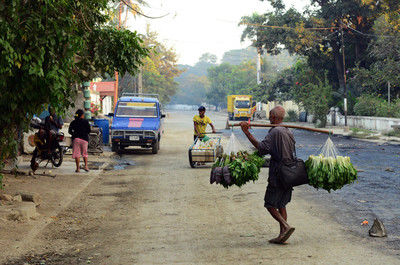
[193,106,216,141]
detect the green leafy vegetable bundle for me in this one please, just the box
[210,151,265,188]
[305,155,358,192]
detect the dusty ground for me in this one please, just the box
[1,111,399,264]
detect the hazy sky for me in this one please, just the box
[127,0,307,65]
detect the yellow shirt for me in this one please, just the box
[193,115,212,136]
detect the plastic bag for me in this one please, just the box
[225,131,245,154]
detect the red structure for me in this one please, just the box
[90,82,115,97]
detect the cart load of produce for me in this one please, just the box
[305,138,358,192]
[210,151,265,188]
[193,137,218,149]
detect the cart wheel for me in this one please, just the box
[188,150,196,168]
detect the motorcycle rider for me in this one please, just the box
[44,106,63,153]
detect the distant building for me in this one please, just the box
[90,81,115,115]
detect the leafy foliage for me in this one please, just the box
[262,59,332,127]
[206,61,258,108]
[284,110,298,122]
[349,16,400,100]
[170,53,217,106]
[199,53,218,64]
[141,27,183,104]
[354,94,400,118]
[0,0,148,179]
[241,0,400,114]
[211,151,265,189]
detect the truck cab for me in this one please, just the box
[110,93,165,154]
[227,95,255,120]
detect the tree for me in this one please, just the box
[0,0,148,178]
[240,0,400,98]
[349,16,400,99]
[141,27,183,103]
[206,61,258,108]
[199,53,218,64]
[172,74,209,105]
[221,47,257,65]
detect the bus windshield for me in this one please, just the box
[235,100,250,108]
[116,102,158,117]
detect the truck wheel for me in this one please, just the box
[152,139,159,154]
[112,142,118,153]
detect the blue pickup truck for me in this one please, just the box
[109,93,165,154]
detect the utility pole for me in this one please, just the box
[256,47,262,85]
[341,25,348,128]
[388,81,391,107]
[113,2,122,110]
[138,67,143,94]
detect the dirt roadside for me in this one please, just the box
[2,111,399,264]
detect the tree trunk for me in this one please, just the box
[331,42,345,91]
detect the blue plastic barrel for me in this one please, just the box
[93,119,109,144]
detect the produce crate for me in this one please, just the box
[188,136,222,168]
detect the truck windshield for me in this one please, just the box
[116,102,158,117]
[235,100,250,108]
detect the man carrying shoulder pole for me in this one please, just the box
[240,106,296,244]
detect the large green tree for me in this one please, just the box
[206,61,258,108]
[240,0,400,96]
[140,27,183,104]
[349,15,400,99]
[0,0,148,175]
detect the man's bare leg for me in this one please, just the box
[267,207,294,243]
[279,208,287,234]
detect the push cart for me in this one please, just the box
[188,133,223,168]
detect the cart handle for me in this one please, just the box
[203,132,223,134]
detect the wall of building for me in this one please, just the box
[260,101,302,118]
[102,96,113,115]
[335,114,400,131]
[308,112,400,132]
[64,90,85,123]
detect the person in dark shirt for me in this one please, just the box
[240,106,296,244]
[69,109,91,173]
[44,106,64,153]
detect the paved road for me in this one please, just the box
[231,126,400,253]
[4,112,400,264]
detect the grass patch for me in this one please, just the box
[384,130,400,138]
[350,127,380,139]
[350,127,375,134]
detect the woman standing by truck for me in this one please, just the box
[69,109,91,173]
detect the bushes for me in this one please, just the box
[354,95,400,118]
[286,110,299,122]
[301,79,332,127]
[283,110,298,122]
[353,94,382,116]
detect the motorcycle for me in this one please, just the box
[29,117,65,172]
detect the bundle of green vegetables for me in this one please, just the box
[305,155,358,192]
[210,151,265,188]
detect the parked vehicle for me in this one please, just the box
[29,117,64,171]
[109,93,165,154]
[227,95,256,120]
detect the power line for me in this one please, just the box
[240,21,338,31]
[345,24,397,39]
